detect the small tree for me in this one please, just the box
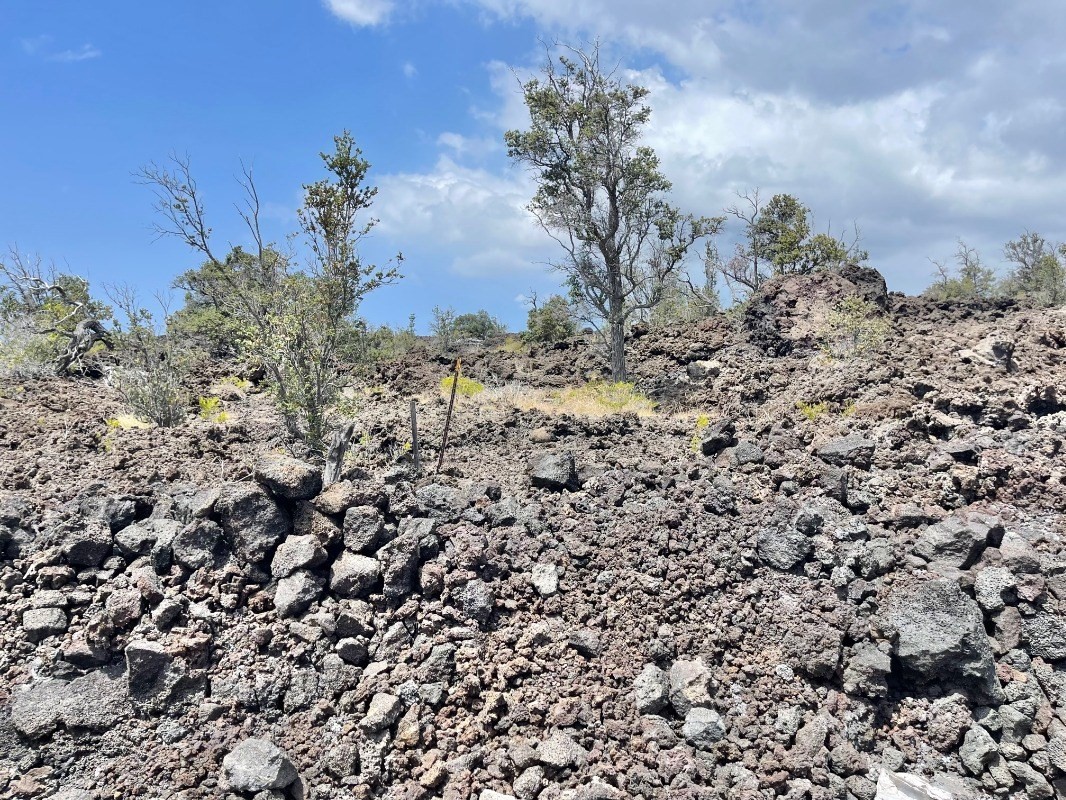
[453,310,506,340]
[0,248,112,375]
[505,43,719,380]
[718,189,867,299]
[926,239,998,300]
[107,286,187,427]
[139,132,401,452]
[430,306,457,352]
[525,293,577,342]
[1002,231,1065,306]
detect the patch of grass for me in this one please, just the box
[797,400,829,422]
[198,395,230,423]
[553,380,656,416]
[440,375,485,397]
[690,413,711,453]
[498,336,526,354]
[220,375,252,391]
[106,415,151,430]
[841,399,858,418]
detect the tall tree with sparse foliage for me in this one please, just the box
[505,43,720,381]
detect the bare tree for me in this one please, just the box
[0,247,111,374]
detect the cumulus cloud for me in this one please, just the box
[372,0,1064,293]
[376,156,553,277]
[323,0,394,26]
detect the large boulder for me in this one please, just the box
[222,739,298,792]
[343,506,384,553]
[912,514,1001,569]
[11,670,130,739]
[61,521,113,567]
[879,578,1000,698]
[757,527,812,571]
[255,455,322,500]
[22,607,68,642]
[530,453,579,492]
[271,534,327,579]
[216,484,290,566]
[378,529,421,600]
[634,664,670,715]
[742,266,889,355]
[172,519,226,571]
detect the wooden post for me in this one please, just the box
[323,421,355,487]
[436,357,461,473]
[409,399,421,474]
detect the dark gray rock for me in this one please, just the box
[817,435,876,469]
[222,739,298,792]
[530,452,579,491]
[633,664,669,715]
[682,707,726,749]
[171,519,226,571]
[881,578,1000,698]
[730,440,764,466]
[330,552,381,598]
[842,642,891,698]
[461,579,495,626]
[378,529,420,600]
[568,628,601,658]
[912,514,1001,569]
[217,484,290,566]
[1024,612,1066,661]
[974,566,1017,612]
[342,506,384,553]
[270,534,327,579]
[22,607,68,642]
[11,669,130,739]
[274,570,324,617]
[62,522,113,567]
[757,527,812,570]
[125,640,185,706]
[959,725,998,775]
[415,483,466,520]
[700,419,736,457]
[254,455,322,500]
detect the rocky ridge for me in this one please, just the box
[1,268,1066,799]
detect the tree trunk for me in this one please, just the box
[609,317,626,381]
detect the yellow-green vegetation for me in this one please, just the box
[841,399,858,417]
[797,400,829,421]
[197,395,229,423]
[498,336,526,354]
[690,413,711,453]
[219,375,252,391]
[440,374,485,397]
[553,380,656,416]
[821,296,890,358]
[102,415,151,453]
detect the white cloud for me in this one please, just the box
[376,156,553,277]
[21,36,101,62]
[323,0,394,26]
[49,44,102,63]
[402,61,418,79]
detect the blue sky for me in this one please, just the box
[2,1,1065,330]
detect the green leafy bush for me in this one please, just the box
[525,295,577,343]
[796,400,829,421]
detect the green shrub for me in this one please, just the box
[525,295,577,343]
[797,400,829,421]
[690,413,710,453]
[198,396,229,423]
[821,297,890,358]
